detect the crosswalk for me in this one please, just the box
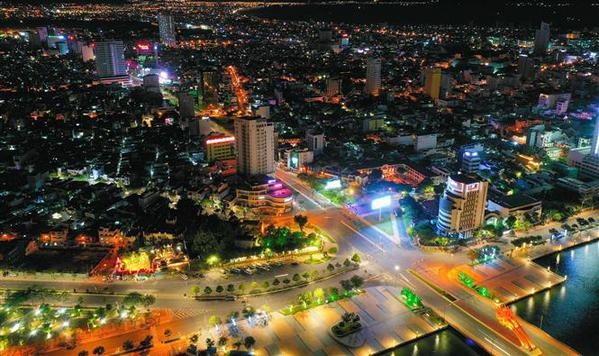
[172,308,203,320]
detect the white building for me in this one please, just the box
[306,130,325,155]
[287,148,314,171]
[158,13,176,47]
[234,117,275,176]
[437,175,488,236]
[95,41,127,78]
[414,134,438,152]
[365,58,381,97]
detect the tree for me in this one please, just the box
[218,336,228,349]
[340,279,353,291]
[123,292,143,306]
[351,253,361,263]
[273,278,280,286]
[350,275,364,289]
[262,281,269,289]
[292,273,301,282]
[283,278,290,284]
[123,340,134,351]
[370,168,383,182]
[191,285,200,296]
[205,338,215,348]
[233,339,242,350]
[327,263,335,272]
[239,283,246,292]
[302,271,311,280]
[244,336,256,350]
[204,286,212,295]
[216,285,224,294]
[142,294,155,308]
[164,329,172,338]
[343,258,351,267]
[208,315,222,327]
[140,335,153,348]
[78,351,88,356]
[190,334,199,344]
[294,214,308,232]
[227,284,235,293]
[92,346,105,355]
[313,288,325,303]
[505,216,517,229]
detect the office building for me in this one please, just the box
[460,144,483,174]
[158,13,176,47]
[424,67,441,100]
[518,55,535,81]
[366,57,381,97]
[81,44,94,62]
[326,77,342,98]
[534,22,550,55]
[437,175,488,236]
[205,135,236,162]
[178,92,195,119]
[591,118,599,157]
[199,69,219,108]
[95,41,127,78]
[143,74,160,93]
[234,117,275,176]
[305,130,325,155]
[287,148,314,171]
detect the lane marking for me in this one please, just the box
[340,220,385,253]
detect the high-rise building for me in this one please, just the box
[95,41,127,78]
[158,13,176,47]
[178,92,195,119]
[424,67,441,100]
[234,117,275,176]
[326,77,342,98]
[534,22,550,55]
[437,175,488,236]
[366,58,381,97]
[205,135,236,162]
[143,74,160,93]
[518,55,535,81]
[199,69,219,108]
[81,44,95,62]
[305,130,325,155]
[591,118,599,157]
[460,144,483,174]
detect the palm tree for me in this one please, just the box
[294,214,308,232]
[218,336,228,349]
[92,346,105,355]
[123,340,134,350]
[190,334,199,344]
[205,338,215,348]
[140,335,153,348]
[244,336,256,350]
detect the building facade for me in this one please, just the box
[234,117,275,176]
[366,57,381,97]
[158,13,176,47]
[205,135,236,162]
[437,175,488,236]
[95,40,127,78]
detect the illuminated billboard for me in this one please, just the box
[324,179,342,190]
[371,195,392,210]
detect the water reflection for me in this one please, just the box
[513,241,599,355]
